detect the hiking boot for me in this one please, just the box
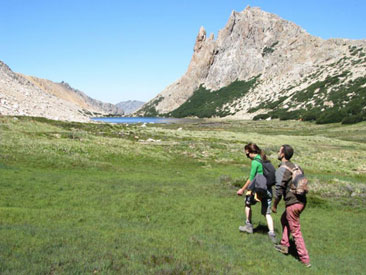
[274,244,289,254]
[268,232,277,244]
[239,222,253,234]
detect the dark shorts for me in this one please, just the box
[245,190,272,215]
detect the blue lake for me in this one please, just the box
[91,117,195,124]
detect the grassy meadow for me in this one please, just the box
[0,116,366,274]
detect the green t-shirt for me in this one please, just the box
[249,155,263,181]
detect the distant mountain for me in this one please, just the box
[0,61,123,122]
[24,76,124,116]
[116,100,145,115]
[137,6,366,124]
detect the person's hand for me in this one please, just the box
[272,206,277,213]
[237,188,245,196]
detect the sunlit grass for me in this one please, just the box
[0,116,365,273]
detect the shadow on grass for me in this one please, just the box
[254,225,301,262]
[275,239,301,261]
[253,224,268,234]
[288,239,300,261]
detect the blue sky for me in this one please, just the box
[1,0,365,103]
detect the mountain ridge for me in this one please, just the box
[116,100,145,115]
[137,6,366,123]
[0,61,124,122]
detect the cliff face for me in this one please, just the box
[137,6,366,121]
[0,62,123,122]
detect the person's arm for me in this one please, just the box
[272,198,280,213]
[237,160,258,196]
[272,167,285,212]
[237,178,251,195]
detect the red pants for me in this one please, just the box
[280,203,310,264]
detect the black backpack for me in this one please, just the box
[259,159,276,188]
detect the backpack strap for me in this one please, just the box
[254,158,263,164]
[280,164,294,173]
[253,158,264,169]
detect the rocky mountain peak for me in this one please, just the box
[194,26,207,52]
[60,81,73,90]
[137,6,366,122]
[0,60,11,72]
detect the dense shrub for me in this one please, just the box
[139,97,164,117]
[170,76,260,118]
[252,75,366,125]
[253,113,270,120]
[316,108,346,124]
[302,108,322,121]
[342,113,365,124]
[278,110,303,120]
[248,96,287,113]
[292,72,349,102]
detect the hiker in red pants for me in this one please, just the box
[272,144,311,268]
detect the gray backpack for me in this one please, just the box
[249,174,268,196]
[282,164,309,196]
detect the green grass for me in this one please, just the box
[0,116,366,274]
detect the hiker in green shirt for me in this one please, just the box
[237,143,276,243]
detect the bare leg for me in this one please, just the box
[245,206,252,224]
[266,214,274,232]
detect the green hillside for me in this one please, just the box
[169,76,259,118]
[252,74,366,124]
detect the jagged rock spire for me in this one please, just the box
[194,26,207,52]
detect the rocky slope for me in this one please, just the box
[137,6,366,123]
[23,76,124,116]
[116,100,145,115]
[0,62,123,122]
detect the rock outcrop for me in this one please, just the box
[137,6,366,121]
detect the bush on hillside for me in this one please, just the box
[278,110,303,120]
[342,113,365,124]
[302,109,322,121]
[253,113,270,120]
[316,108,346,124]
[170,76,260,118]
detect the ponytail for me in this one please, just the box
[245,143,267,161]
[259,149,268,161]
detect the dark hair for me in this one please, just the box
[244,143,267,161]
[281,144,294,160]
